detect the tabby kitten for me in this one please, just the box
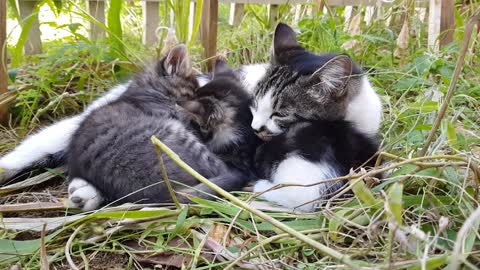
[250,23,381,211]
[67,46,257,210]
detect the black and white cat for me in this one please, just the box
[0,23,382,212]
[250,23,382,211]
[66,46,259,210]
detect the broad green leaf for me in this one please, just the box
[387,183,403,225]
[174,206,189,234]
[92,209,178,219]
[408,101,439,112]
[446,121,458,148]
[350,179,379,208]
[107,0,125,59]
[328,209,351,242]
[188,196,249,220]
[408,255,448,270]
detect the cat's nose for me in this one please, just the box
[252,125,266,133]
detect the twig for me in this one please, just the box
[225,229,328,270]
[150,136,357,268]
[419,9,480,156]
[449,206,480,270]
[152,137,181,209]
[65,223,85,270]
[40,224,49,270]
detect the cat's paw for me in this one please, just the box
[68,178,103,211]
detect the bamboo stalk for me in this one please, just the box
[150,136,356,268]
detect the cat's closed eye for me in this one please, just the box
[271,112,286,118]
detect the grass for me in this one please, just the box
[1,1,480,269]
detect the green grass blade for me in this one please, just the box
[107,0,125,59]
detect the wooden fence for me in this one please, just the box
[0,0,458,124]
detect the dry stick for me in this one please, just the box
[40,224,49,270]
[152,137,181,209]
[65,223,85,270]
[419,9,480,157]
[150,136,357,268]
[449,206,480,270]
[225,229,328,270]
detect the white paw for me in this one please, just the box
[68,178,103,211]
[253,179,275,194]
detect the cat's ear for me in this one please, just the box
[213,59,230,76]
[309,55,353,97]
[273,23,299,57]
[179,100,205,117]
[163,44,192,77]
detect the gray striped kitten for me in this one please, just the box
[67,46,257,210]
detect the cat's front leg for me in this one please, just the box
[68,178,104,211]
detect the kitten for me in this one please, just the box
[67,47,258,211]
[250,23,382,211]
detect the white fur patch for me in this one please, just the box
[68,178,103,211]
[251,89,273,131]
[239,64,269,93]
[253,155,339,212]
[196,76,210,87]
[345,77,382,136]
[0,83,130,177]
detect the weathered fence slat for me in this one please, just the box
[1,0,8,124]
[200,0,218,71]
[229,3,244,26]
[142,1,160,45]
[87,0,106,40]
[17,0,42,54]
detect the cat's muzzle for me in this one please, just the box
[255,130,274,141]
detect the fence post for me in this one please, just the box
[229,3,244,26]
[87,0,105,40]
[269,4,279,28]
[17,0,42,54]
[439,0,455,47]
[142,0,160,45]
[1,0,8,124]
[200,0,218,71]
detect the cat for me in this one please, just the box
[67,46,259,211]
[0,64,268,185]
[249,23,382,212]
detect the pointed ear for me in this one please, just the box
[178,100,205,117]
[310,55,353,96]
[273,23,299,57]
[213,59,230,76]
[163,44,192,77]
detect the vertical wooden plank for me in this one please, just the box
[315,0,325,13]
[17,0,42,54]
[428,0,441,51]
[142,0,160,45]
[439,0,455,47]
[229,3,244,26]
[87,0,105,40]
[269,4,279,28]
[200,0,218,71]
[0,0,8,124]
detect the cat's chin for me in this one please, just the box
[255,131,278,141]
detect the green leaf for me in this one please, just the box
[387,183,403,225]
[350,179,379,208]
[408,255,448,270]
[446,121,458,147]
[92,209,178,219]
[328,209,351,242]
[188,196,249,220]
[174,206,189,234]
[107,0,125,59]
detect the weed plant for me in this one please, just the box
[0,2,479,269]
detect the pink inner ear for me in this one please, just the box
[181,100,204,116]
